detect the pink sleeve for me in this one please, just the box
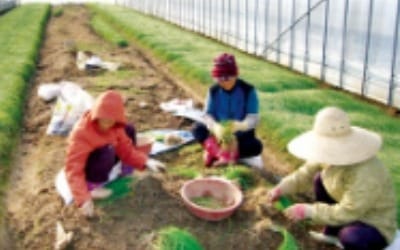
[65,134,92,207]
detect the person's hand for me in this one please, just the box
[80,199,94,217]
[55,221,73,250]
[146,158,166,172]
[266,186,282,204]
[284,204,312,222]
[233,120,248,132]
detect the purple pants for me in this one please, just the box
[85,125,137,186]
[314,173,388,250]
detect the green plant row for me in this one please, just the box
[0,3,50,220]
[90,12,128,48]
[88,4,400,223]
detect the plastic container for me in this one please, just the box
[180,177,243,221]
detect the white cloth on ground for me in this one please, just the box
[76,51,120,71]
[37,83,62,101]
[55,161,122,205]
[43,82,94,136]
[159,98,206,124]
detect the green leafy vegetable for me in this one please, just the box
[220,121,235,147]
[223,166,256,190]
[154,226,204,250]
[278,228,299,250]
[190,196,226,209]
[274,196,293,211]
[96,176,135,205]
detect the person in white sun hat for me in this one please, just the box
[267,106,397,250]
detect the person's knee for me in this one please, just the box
[90,145,116,160]
[86,145,117,182]
[192,123,209,143]
[253,138,263,155]
[339,228,365,249]
[239,138,262,157]
[339,227,373,250]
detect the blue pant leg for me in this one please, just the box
[236,130,263,158]
[339,222,388,250]
[192,123,210,143]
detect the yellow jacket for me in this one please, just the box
[278,157,397,243]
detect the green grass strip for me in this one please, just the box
[88,4,317,94]
[90,13,129,47]
[0,3,50,223]
[88,4,400,223]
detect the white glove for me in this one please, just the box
[212,122,225,141]
[146,158,166,172]
[80,199,94,217]
[90,187,112,200]
[233,120,248,132]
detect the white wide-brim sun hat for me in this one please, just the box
[287,107,382,166]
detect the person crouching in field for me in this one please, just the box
[267,106,397,250]
[192,53,263,167]
[64,90,165,217]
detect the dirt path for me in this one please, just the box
[2,5,335,250]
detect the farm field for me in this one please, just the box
[1,5,338,250]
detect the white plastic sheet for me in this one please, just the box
[38,81,94,136]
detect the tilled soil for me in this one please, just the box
[2,5,335,250]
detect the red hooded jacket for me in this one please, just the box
[65,91,147,206]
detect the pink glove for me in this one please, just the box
[203,136,220,167]
[266,187,282,204]
[284,204,312,222]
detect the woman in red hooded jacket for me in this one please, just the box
[64,90,165,217]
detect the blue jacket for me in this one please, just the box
[205,78,258,122]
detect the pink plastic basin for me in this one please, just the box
[180,177,243,221]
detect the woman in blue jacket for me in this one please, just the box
[192,53,263,167]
